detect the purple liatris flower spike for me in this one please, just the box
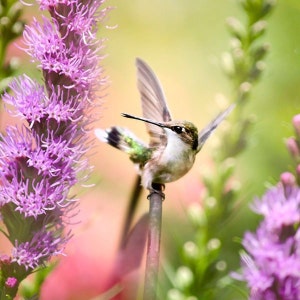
[238,176,300,300]
[0,0,107,295]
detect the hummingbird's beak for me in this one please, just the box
[121,113,164,128]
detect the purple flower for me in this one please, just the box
[0,0,107,294]
[239,184,300,300]
[5,277,18,288]
[250,185,300,233]
[12,230,68,270]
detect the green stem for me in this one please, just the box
[143,187,164,300]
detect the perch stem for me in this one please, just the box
[143,184,164,300]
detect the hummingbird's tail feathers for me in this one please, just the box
[95,127,122,149]
[197,103,235,152]
[95,127,152,165]
[95,127,137,151]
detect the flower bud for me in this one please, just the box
[229,37,242,50]
[0,16,10,28]
[167,289,186,300]
[286,137,300,158]
[296,165,300,183]
[251,20,267,39]
[256,60,266,72]
[167,289,184,300]
[292,114,300,137]
[251,43,270,61]
[207,238,221,251]
[226,17,246,40]
[280,172,295,186]
[250,61,266,81]
[216,260,227,271]
[221,52,235,76]
[280,172,295,198]
[187,203,207,227]
[296,164,300,175]
[0,254,11,265]
[262,0,277,16]
[205,196,217,209]
[12,21,24,35]
[183,241,199,260]
[239,82,252,100]
[5,277,17,288]
[8,2,23,23]
[175,266,194,290]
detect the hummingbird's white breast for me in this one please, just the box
[141,128,196,189]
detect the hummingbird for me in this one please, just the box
[95,58,234,195]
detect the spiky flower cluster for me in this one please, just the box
[0,0,106,295]
[240,181,300,299]
[239,115,300,299]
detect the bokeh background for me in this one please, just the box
[2,0,300,299]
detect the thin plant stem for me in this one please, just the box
[143,185,164,300]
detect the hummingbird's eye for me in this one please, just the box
[172,126,184,134]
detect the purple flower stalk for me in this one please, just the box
[236,115,300,300]
[0,0,107,295]
[239,176,300,300]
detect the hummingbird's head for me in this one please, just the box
[121,113,199,151]
[164,121,199,151]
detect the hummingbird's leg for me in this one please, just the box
[147,183,165,200]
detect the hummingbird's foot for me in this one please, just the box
[147,190,165,200]
[147,183,165,200]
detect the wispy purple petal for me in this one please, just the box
[0,0,107,288]
[238,185,300,299]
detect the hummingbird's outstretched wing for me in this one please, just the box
[136,58,172,147]
[197,103,235,152]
